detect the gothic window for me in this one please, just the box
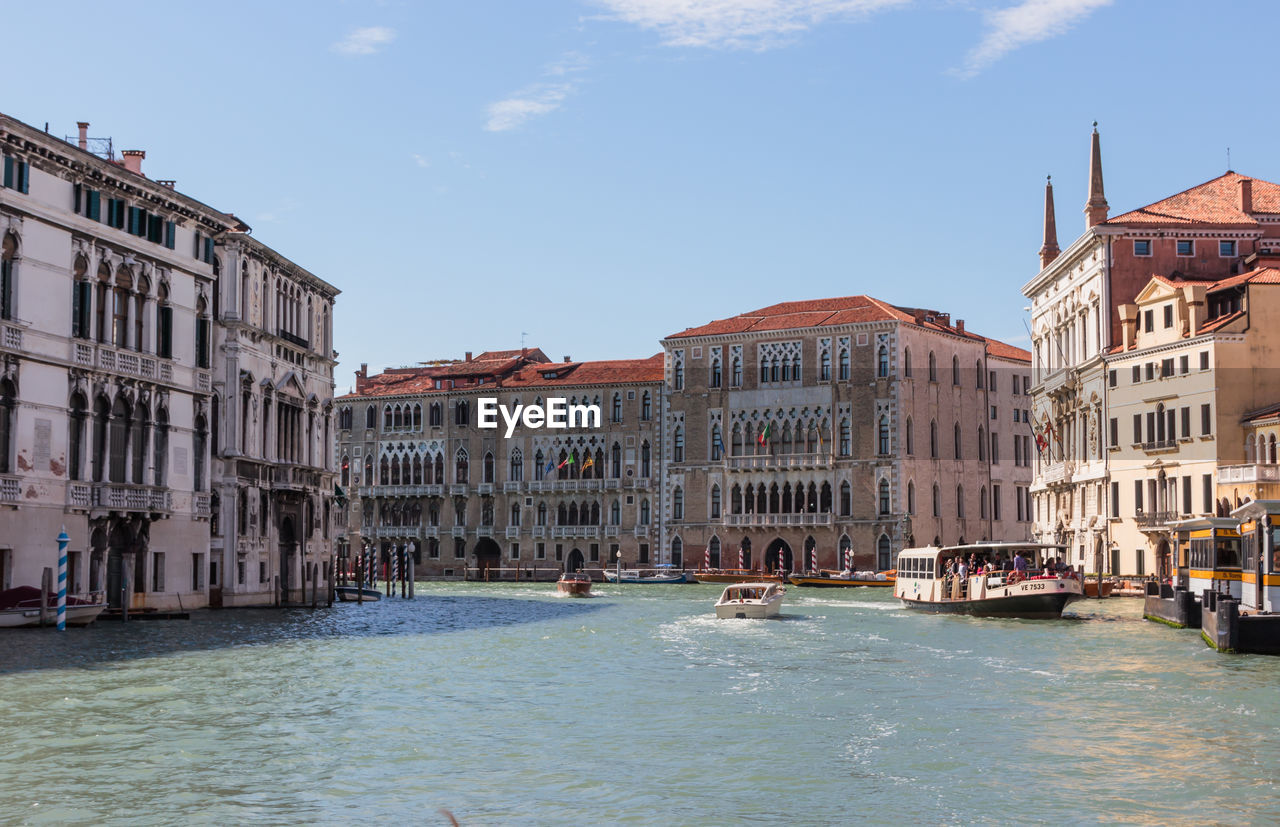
[640,498,650,525]
[878,416,890,455]
[731,356,742,387]
[711,424,723,460]
[433,453,444,484]
[194,414,207,492]
[611,442,622,478]
[483,451,495,484]
[930,419,938,458]
[379,456,390,485]
[0,233,17,321]
[820,349,831,381]
[877,535,891,571]
[932,484,940,517]
[673,427,684,462]
[820,482,832,513]
[641,391,651,420]
[928,352,937,382]
[840,481,851,516]
[673,486,684,520]
[195,296,210,368]
[954,423,962,460]
[384,405,393,429]
[673,359,684,390]
[429,402,442,427]
[905,417,914,455]
[711,358,722,388]
[879,479,890,515]
[610,499,621,525]
[904,348,912,378]
[455,498,467,526]
[710,484,721,519]
[952,355,960,386]
[980,485,989,519]
[113,267,132,348]
[956,485,965,518]
[455,400,469,427]
[535,449,545,481]
[670,536,683,568]
[0,378,14,474]
[67,392,87,481]
[131,402,149,484]
[839,418,851,457]
[537,502,547,526]
[907,481,915,514]
[612,393,622,423]
[510,448,523,481]
[838,349,849,381]
[455,448,469,483]
[731,423,743,457]
[877,346,888,378]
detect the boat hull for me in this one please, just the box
[695,572,784,584]
[898,591,1081,619]
[788,575,894,588]
[715,598,783,619]
[602,571,695,584]
[0,602,106,627]
[335,586,382,602]
[557,582,592,597]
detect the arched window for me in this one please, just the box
[429,402,442,427]
[0,233,17,322]
[976,360,984,388]
[611,442,622,478]
[928,351,937,382]
[710,358,722,388]
[710,484,721,519]
[670,536,683,568]
[610,499,621,525]
[956,485,965,518]
[641,391,651,420]
[780,358,790,382]
[932,483,940,517]
[195,296,210,368]
[820,482,832,513]
[673,486,684,520]
[640,498,650,525]
[365,405,376,429]
[68,392,87,482]
[978,426,987,461]
[390,454,401,485]
[839,418,851,456]
[838,348,850,380]
[455,448,468,483]
[903,348,912,377]
[455,498,467,526]
[930,419,938,458]
[1270,434,1278,464]
[954,423,962,460]
[952,355,960,386]
[70,255,90,339]
[537,502,547,526]
[510,502,522,526]
[455,400,469,426]
[879,479,890,515]
[193,414,207,492]
[840,481,851,516]
[877,535,892,571]
[907,480,915,514]
[379,456,390,485]
[905,417,914,455]
[980,485,989,519]
[108,395,130,483]
[393,405,403,430]
[362,454,372,486]
[673,360,684,390]
[731,423,743,457]
[483,451,494,484]
[383,405,392,430]
[131,402,149,484]
[709,536,721,568]
[112,266,133,349]
[731,357,742,387]
[820,349,831,381]
[1246,434,1257,463]
[0,378,14,474]
[612,393,622,423]
[878,415,890,455]
[510,448,523,481]
[413,454,423,484]
[673,427,684,462]
[877,345,889,378]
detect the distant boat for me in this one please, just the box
[557,572,593,597]
[602,568,696,584]
[0,586,107,627]
[714,581,786,619]
[335,585,382,602]
[694,569,785,584]
[788,570,896,588]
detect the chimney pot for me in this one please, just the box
[1239,178,1253,214]
[77,121,89,151]
[121,149,145,176]
[956,319,965,334]
[464,351,472,361]
[564,355,571,363]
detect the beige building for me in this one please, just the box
[660,295,1032,574]
[336,350,664,577]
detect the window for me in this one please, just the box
[952,355,960,386]
[1134,239,1151,256]
[673,426,684,462]
[1134,480,1144,515]
[1144,362,1154,381]
[711,425,722,461]
[877,346,888,378]
[1220,240,1237,257]
[928,352,937,382]
[710,485,721,519]
[1131,365,1141,383]
[904,348,912,377]
[878,479,890,515]
[1199,351,1209,371]
[1163,305,1174,329]
[1161,358,1174,378]
[905,417,914,455]
[673,487,684,520]
[1143,309,1154,335]
[1179,355,1189,375]
[839,419,851,457]
[990,433,999,464]
[1201,403,1211,436]
[1109,418,1118,448]
[1202,474,1213,513]
[673,360,684,390]
[731,357,742,387]
[956,485,965,518]
[640,498,650,525]
[878,416,890,455]
[455,401,469,426]
[710,359,722,389]
[838,349,849,381]
[1181,407,1190,438]
[455,448,468,483]
[820,350,831,381]
[992,485,1001,521]
[1,156,30,194]
[641,391,651,420]
[906,481,915,515]
[641,441,651,477]
[510,449,523,481]
[929,419,938,458]
[953,423,962,460]
[1177,239,1194,256]
[931,484,940,517]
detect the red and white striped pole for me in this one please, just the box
[844,548,852,571]
[738,546,744,571]
[704,547,710,571]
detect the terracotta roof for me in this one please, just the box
[1198,310,1244,334]
[1243,402,1280,423]
[666,294,1029,362]
[1208,266,1280,292]
[501,355,664,389]
[1107,171,1280,227]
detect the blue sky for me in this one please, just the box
[6,1,1278,389]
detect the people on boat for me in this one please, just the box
[957,558,968,579]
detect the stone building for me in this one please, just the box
[0,113,335,609]
[209,232,339,606]
[659,295,1032,574]
[1025,125,1280,574]
[0,116,228,609]
[336,350,664,577]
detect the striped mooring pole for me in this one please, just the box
[56,526,69,631]
[845,549,852,571]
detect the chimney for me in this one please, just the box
[521,346,529,358]
[912,309,925,326]
[464,351,472,361]
[1118,304,1137,350]
[121,149,145,175]
[1183,285,1207,335]
[77,122,89,151]
[564,355,571,363]
[955,319,965,334]
[156,179,176,190]
[1239,177,1253,214]
[356,363,368,393]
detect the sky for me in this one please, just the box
[6,1,1280,391]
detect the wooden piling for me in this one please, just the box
[407,553,415,599]
[311,562,319,608]
[384,557,391,597]
[40,567,52,627]
[357,548,365,604]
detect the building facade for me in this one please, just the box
[209,233,339,606]
[660,296,1032,574]
[0,114,334,609]
[336,350,664,577]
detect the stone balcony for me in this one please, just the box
[723,512,833,527]
[1136,511,1179,530]
[1218,463,1280,485]
[1041,367,1077,398]
[92,483,171,513]
[505,526,520,539]
[357,483,445,499]
[1040,462,1074,486]
[725,453,831,471]
[0,475,20,503]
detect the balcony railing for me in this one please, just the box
[0,475,19,503]
[505,526,520,539]
[194,493,211,518]
[359,483,445,498]
[279,329,310,349]
[605,525,620,538]
[1135,511,1179,529]
[531,526,547,539]
[67,481,91,508]
[92,483,170,513]
[725,453,831,471]
[1218,463,1280,484]
[449,484,468,496]
[1141,439,1178,453]
[634,525,650,537]
[503,481,522,493]
[724,512,833,527]
[451,526,466,538]
[477,483,494,495]
[476,526,494,538]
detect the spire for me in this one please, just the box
[1084,121,1108,228]
[1039,175,1060,269]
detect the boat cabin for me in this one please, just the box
[894,543,1071,603]
[1230,500,1280,612]
[1171,517,1242,600]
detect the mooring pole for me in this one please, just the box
[40,567,52,627]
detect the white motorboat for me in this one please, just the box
[714,581,786,619]
[0,586,108,627]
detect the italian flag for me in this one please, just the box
[758,422,771,447]
[558,451,575,470]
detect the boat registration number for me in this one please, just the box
[1024,582,1046,591]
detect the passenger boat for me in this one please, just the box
[694,569,784,585]
[714,582,786,619]
[1172,517,1243,600]
[334,585,382,602]
[0,587,108,627]
[602,567,696,584]
[556,572,593,597]
[787,569,896,588]
[894,543,1083,619]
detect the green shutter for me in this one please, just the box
[204,237,214,264]
[18,162,28,194]
[88,191,101,222]
[74,183,82,213]
[2,157,12,189]
[165,221,175,249]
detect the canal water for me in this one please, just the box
[2,584,1279,825]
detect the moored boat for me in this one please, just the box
[557,571,593,597]
[0,587,108,627]
[602,567,696,584]
[694,569,784,584]
[335,585,383,602]
[714,581,786,619]
[788,569,896,588]
[894,543,1083,619]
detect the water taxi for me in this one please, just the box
[556,572,593,597]
[694,569,785,584]
[787,569,895,588]
[602,567,696,584]
[894,543,1083,619]
[714,582,786,619]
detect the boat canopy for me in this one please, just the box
[897,543,1067,565]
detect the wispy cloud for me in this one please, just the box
[485,53,591,133]
[957,0,1111,77]
[332,26,396,56]
[588,0,908,50]
[411,153,430,168]
[257,197,301,224]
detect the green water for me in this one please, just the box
[1,584,1277,825]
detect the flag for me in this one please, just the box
[558,451,575,470]
[545,459,557,475]
[1034,431,1047,456]
[817,426,824,451]
[581,455,595,472]
[758,422,771,447]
